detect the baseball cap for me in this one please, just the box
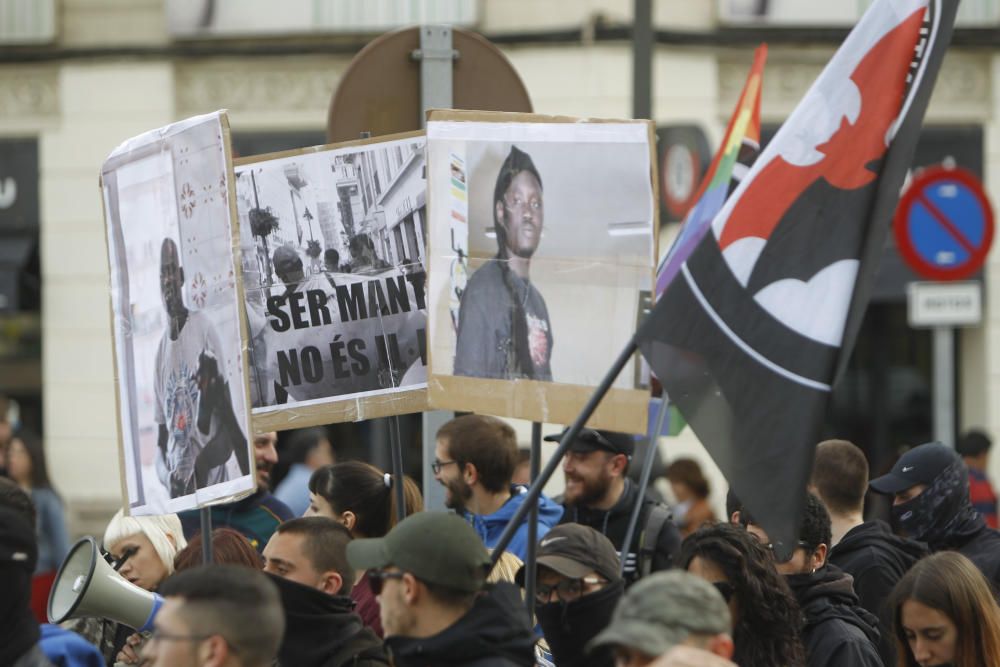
[0,506,37,571]
[870,442,960,495]
[514,523,621,587]
[588,571,731,657]
[346,512,490,594]
[544,428,635,457]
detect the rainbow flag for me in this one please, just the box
[656,45,767,296]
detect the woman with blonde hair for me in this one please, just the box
[307,461,423,637]
[890,551,1000,667]
[66,509,186,665]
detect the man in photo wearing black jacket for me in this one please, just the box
[747,493,883,667]
[869,440,1000,590]
[810,439,927,667]
[262,517,387,667]
[347,511,535,667]
[553,428,681,584]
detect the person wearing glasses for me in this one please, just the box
[453,145,553,381]
[744,494,883,667]
[261,517,387,666]
[588,571,736,667]
[433,415,562,562]
[679,522,806,667]
[811,439,927,667]
[513,523,624,667]
[346,511,535,667]
[140,564,284,667]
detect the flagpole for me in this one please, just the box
[619,389,669,577]
[489,336,638,567]
[524,422,541,623]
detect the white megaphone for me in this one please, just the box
[48,537,163,632]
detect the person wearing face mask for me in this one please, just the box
[869,441,1000,590]
[515,523,624,667]
[889,551,1000,667]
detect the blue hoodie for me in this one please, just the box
[466,485,564,561]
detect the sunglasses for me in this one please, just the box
[367,569,406,596]
[763,541,812,564]
[713,581,736,602]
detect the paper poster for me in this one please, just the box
[234,132,428,430]
[102,111,255,515]
[426,111,656,431]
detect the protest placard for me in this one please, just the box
[102,111,255,515]
[234,132,428,430]
[426,111,656,431]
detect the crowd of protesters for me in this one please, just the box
[4,413,1000,666]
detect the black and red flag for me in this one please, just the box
[638,0,959,553]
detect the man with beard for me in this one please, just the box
[746,493,882,667]
[180,431,294,552]
[554,428,680,585]
[869,441,1000,589]
[434,414,562,561]
[515,524,624,667]
[346,512,535,667]
[810,440,926,667]
[262,517,387,667]
[155,237,243,498]
[454,146,553,381]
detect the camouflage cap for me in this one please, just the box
[587,571,731,657]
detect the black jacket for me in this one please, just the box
[560,478,681,583]
[269,574,388,667]
[787,566,884,667]
[385,583,535,667]
[829,520,927,667]
[950,523,1000,591]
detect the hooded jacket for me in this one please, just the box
[829,520,927,667]
[560,478,681,583]
[269,574,388,667]
[467,486,563,562]
[385,582,536,667]
[786,566,884,667]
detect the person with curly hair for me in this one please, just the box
[890,551,1000,667]
[679,522,807,667]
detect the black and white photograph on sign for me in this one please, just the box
[102,111,254,515]
[427,119,655,394]
[234,135,428,416]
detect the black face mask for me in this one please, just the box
[890,461,982,549]
[535,579,624,667]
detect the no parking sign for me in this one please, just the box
[893,166,994,281]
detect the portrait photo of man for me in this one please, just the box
[453,146,553,381]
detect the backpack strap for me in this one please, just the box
[638,503,672,578]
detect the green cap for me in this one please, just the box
[588,571,731,657]
[346,512,490,594]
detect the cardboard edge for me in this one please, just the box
[251,387,429,433]
[232,128,425,167]
[426,108,653,127]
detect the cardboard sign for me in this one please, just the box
[233,132,428,431]
[425,110,656,432]
[101,111,256,515]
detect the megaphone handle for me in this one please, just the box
[138,593,164,633]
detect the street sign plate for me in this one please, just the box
[907,281,982,327]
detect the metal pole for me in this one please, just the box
[490,337,639,567]
[524,423,542,621]
[200,507,213,565]
[632,0,653,120]
[415,25,456,127]
[933,325,955,446]
[619,391,668,577]
[389,415,408,522]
